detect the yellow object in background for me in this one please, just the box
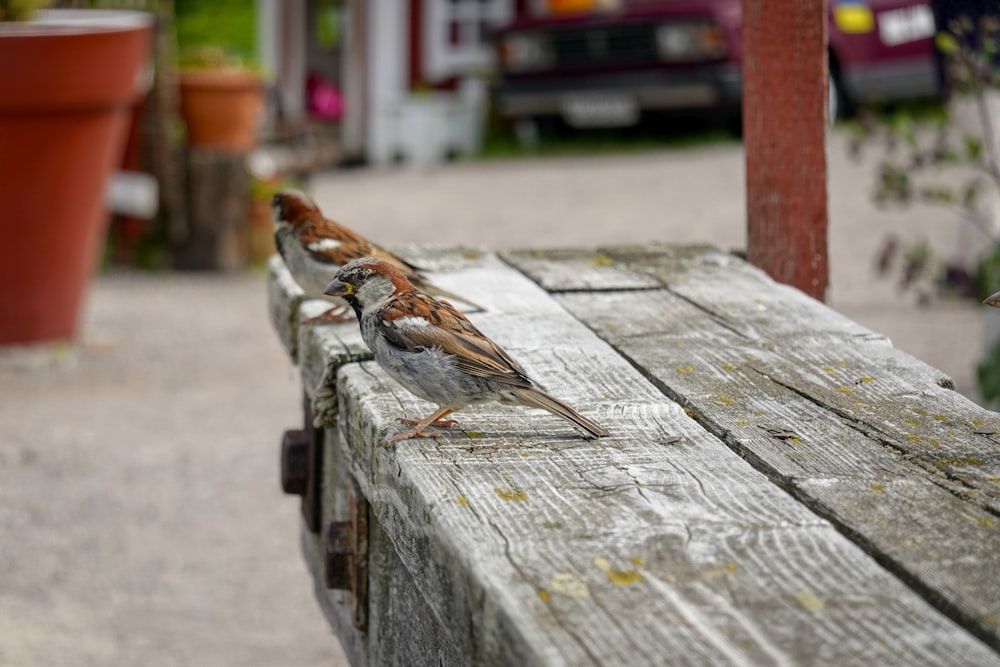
[833,2,875,34]
[548,0,594,13]
[547,0,621,14]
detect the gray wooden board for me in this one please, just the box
[502,246,1000,650]
[303,515,466,667]
[550,287,1000,509]
[289,251,1000,666]
[505,245,898,348]
[267,255,306,362]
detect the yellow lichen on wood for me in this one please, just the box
[550,572,589,598]
[795,591,826,611]
[594,557,643,585]
[494,487,528,502]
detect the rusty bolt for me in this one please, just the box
[280,429,309,496]
[324,520,354,591]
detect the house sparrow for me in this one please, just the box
[324,257,611,446]
[272,189,480,323]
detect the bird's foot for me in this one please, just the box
[396,416,460,428]
[380,408,457,447]
[379,427,443,447]
[301,306,353,326]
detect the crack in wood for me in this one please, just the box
[753,367,999,519]
[483,518,605,666]
[550,326,1000,652]
[664,288,762,342]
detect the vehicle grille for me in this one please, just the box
[550,23,658,67]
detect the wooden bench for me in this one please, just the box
[269,245,1000,666]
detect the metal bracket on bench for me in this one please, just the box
[280,393,322,533]
[323,481,369,631]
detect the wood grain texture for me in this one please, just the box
[505,246,1000,651]
[267,255,306,361]
[289,250,999,665]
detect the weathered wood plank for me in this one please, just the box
[304,251,999,666]
[503,246,667,291]
[505,245,892,347]
[504,246,1000,650]
[267,255,306,361]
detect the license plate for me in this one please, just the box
[877,4,935,47]
[561,93,639,128]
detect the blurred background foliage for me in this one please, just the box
[174,0,255,61]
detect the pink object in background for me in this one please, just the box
[307,73,344,121]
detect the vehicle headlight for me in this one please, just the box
[500,33,554,72]
[655,21,726,62]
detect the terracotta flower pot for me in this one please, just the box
[0,9,152,344]
[177,69,265,151]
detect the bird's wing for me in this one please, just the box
[377,293,533,388]
[300,216,425,275]
[294,216,350,266]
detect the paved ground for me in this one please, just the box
[0,128,986,666]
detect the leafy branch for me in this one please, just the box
[850,14,1000,301]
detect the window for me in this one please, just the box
[424,0,514,81]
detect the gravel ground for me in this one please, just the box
[0,128,986,666]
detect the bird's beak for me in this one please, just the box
[985,291,1000,308]
[324,278,352,298]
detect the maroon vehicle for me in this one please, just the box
[492,0,939,134]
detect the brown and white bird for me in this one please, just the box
[272,189,479,322]
[324,257,610,446]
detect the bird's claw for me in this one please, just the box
[379,427,443,447]
[396,416,460,428]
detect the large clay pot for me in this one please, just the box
[0,9,153,344]
[177,69,265,151]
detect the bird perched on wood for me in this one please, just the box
[272,189,480,323]
[324,257,610,446]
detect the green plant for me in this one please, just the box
[176,44,262,75]
[850,12,1000,399]
[174,0,255,61]
[249,175,303,203]
[0,0,49,21]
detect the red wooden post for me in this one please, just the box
[743,0,829,301]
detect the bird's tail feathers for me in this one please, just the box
[511,387,610,439]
